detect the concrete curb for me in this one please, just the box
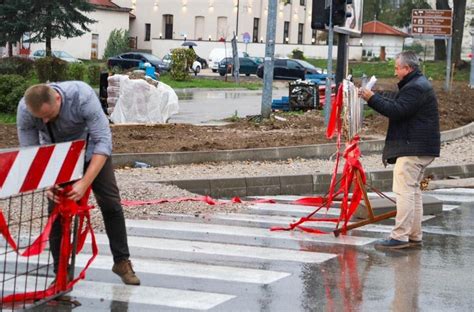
[157,163,474,197]
[112,122,474,168]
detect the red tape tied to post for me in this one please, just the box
[271,85,366,235]
[0,187,98,303]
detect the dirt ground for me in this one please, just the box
[0,79,472,152]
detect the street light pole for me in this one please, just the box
[236,0,240,40]
[470,18,474,89]
[261,0,277,118]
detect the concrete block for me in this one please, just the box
[246,176,281,196]
[172,179,211,195]
[354,194,442,219]
[462,164,474,178]
[368,169,393,181]
[313,174,332,194]
[210,178,247,199]
[280,175,314,195]
[441,165,465,178]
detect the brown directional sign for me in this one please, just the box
[411,9,452,36]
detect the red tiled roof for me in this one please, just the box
[88,0,119,8]
[362,21,409,37]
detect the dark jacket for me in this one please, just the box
[367,69,440,164]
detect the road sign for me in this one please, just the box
[411,9,452,36]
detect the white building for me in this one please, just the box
[28,0,131,60]
[352,20,409,60]
[113,0,363,60]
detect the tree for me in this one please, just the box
[433,0,467,65]
[0,0,32,56]
[28,0,96,56]
[103,29,130,59]
[393,0,431,27]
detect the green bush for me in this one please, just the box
[87,64,102,86]
[292,48,305,60]
[35,57,68,82]
[103,29,130,59]
[68,62,87,80]
[170,48,196,81]
[403,43,424,55]
[0,57,34,76]
[0,75,28,114]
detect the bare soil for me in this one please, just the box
[1,79,472,152]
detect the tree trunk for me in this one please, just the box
[452,0,467,65]
[45,24,52,56]
[434,0,450,61]
[7,42,13,57]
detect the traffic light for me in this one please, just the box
[311,0,328,30]
[311,0,352,29]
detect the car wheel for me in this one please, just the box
[245,73,250,76]
[195,66,201,73]
[212,69,217,73]
[219,72,225,76]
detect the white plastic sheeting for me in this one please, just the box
[109,75,179,124]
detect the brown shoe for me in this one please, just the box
[112,259,141,285]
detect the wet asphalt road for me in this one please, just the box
[22,194,474,312]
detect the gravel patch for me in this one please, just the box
[115,135,474,181]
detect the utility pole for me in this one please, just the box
[324,0,334,125]
[236,0,240,40]
[469,19,474,89]
[261,0,277,118]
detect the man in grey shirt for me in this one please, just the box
[17,81,140,285]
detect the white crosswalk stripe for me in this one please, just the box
[1,192,464,310]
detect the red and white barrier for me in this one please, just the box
[0,140,85,198]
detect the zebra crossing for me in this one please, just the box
[2,188,471,311]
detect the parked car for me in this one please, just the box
[107,52,169,72]
[256,59,324,80]
[218,57,259,76]
[30,50,82,63]
[208,48,248,72]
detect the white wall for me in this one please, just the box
[151,39,363,61]
[28,9,129,60]
[351,34,405,59]
[115,0,354,54]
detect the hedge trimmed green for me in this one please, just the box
[35,57,68,82]
[68,62,87,81]
[0,57,34,76]
[0,75,28,114]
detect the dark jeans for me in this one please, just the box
[49,157,130,272]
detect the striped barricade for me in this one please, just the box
[0,140,96,311]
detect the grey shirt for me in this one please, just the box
[17,81,112,161]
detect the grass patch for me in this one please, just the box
[306,58,470,81]
[159,74,262,90]
[0,113,16,124]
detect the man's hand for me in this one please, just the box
[359,87,374,102]
[66,179,90,202]
[46,185,64,203]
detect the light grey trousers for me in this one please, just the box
[391,156,434,242]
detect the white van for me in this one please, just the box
[208,48,248,72]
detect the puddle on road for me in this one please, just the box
[176,90,265,101]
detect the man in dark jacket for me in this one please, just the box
[359,51,440,249]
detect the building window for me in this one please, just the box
[253,18,259,43]
[91,34,98,59]
[300,0,305,5]
[298,23,304,44]
[163,15,173,39]
[145,23,151,41]
[312,29,317,45]
[283,21,290,44]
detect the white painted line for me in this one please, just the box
[126,219,376,246]
[442,204,459,211]
[249,203,341,216]
[1,274,235,310]
[94,234,337,264]
[6,253,290,285]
